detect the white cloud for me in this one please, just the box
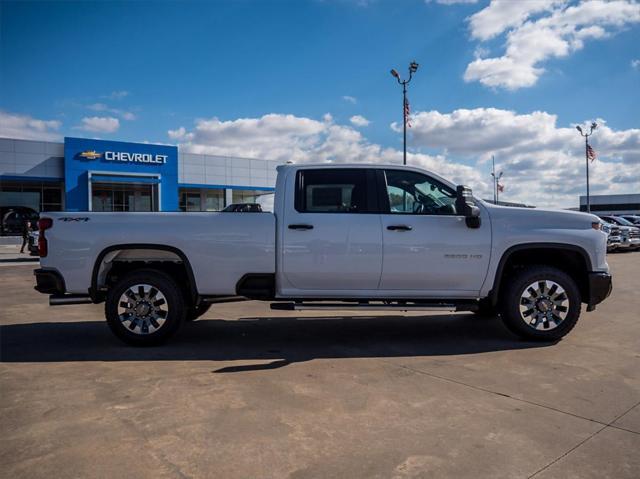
[468,0,561,41]
[87,103,136,121]
[101,90,129,100]
[632,59,640,69]
[87,103,109,112]
[464,0,640,90]
[75,116,120,133]
[169,109,639,208]
[169,113,485,191]
[350,115,371,127]
[0,110,62,141]
[404,107,640,206]
[342,95,357,104]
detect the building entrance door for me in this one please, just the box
[91,182,158,212]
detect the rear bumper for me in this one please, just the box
[34,268,66,295]
[587,272,612,308]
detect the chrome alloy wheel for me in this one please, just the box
[117,283,168,335]
[519,280,569,331]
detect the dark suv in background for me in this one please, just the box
[0,206,39,236]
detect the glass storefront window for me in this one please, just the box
[0,179,63,212]
[232,189,261,204]
[204,190,224,211]
[179,188,225,211]
[91,182,157,212]
[231,189,274,210]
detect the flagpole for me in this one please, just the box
[585,135,590,213]
[390,61,419,167]
[576,122,597,213]
[403,82,407,165]
[492,155,497,204]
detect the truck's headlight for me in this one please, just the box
[592,222,602,231]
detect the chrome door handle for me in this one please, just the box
[387,225,412,231]
[288,224,314,230]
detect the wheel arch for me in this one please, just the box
[488,243,592,306]
[90,244,198,303]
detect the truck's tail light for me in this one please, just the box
[38,218,53,257]
[592,222,602,231]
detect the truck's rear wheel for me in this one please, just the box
[501,265,581,341]
[105,270,185,346]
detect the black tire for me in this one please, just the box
[105,269,186,346]
[186,303,211,321]
[500,265,581,342]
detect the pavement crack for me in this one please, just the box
[375,358,640,436]
[526,423,609,478]
[527,400,640,478]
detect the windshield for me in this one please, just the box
[612,217,636,226]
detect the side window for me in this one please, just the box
[384,169,457,215]
[296,169,368,213]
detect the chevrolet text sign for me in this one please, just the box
[64,137,178,212]
[104,151,168,164]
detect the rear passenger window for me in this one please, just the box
[296,169,368,213]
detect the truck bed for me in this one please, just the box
[41,212,276,295]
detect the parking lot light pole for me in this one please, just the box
[390,61,419,165]
[576,122,597,213]
[490,155,503,205]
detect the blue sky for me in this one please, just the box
[1,0,639,206]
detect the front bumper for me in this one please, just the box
[34,268,66,295]
[587,272,612,309]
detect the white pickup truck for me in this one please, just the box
[34,164,612,345]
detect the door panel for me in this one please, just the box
[378,169,491,295]
[282,213,383,290]
[280,168,383,291]
[380,214,490,292]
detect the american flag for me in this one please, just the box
[497,183,504,193]
[404,98,411,128]
[587,144,597,162]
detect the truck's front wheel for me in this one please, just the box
[105,270,186,346]
[501,266,581,341]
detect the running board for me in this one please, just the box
[49,294,94,306]
[200,295,247,304]
[271,302,477,312]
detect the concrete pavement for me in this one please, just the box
[1,253,638,478]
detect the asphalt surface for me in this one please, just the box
[1,253,639,478]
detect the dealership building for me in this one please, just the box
[579,194,640,215]
[0,137,279,218]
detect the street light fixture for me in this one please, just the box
[390,61,419,165]
[576,122,598,213]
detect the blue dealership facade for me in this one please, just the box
[64,137,180,212]
[0,136,278,221]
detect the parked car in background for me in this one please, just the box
[27,230,40,256]
[618,215,640,226]
[600,216,640,250]
[221,203,263,212]
[0,206,39,236]
[600,221,621,252]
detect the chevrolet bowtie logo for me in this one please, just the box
[79,150,102,160]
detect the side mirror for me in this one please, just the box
[456,185,481,228]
